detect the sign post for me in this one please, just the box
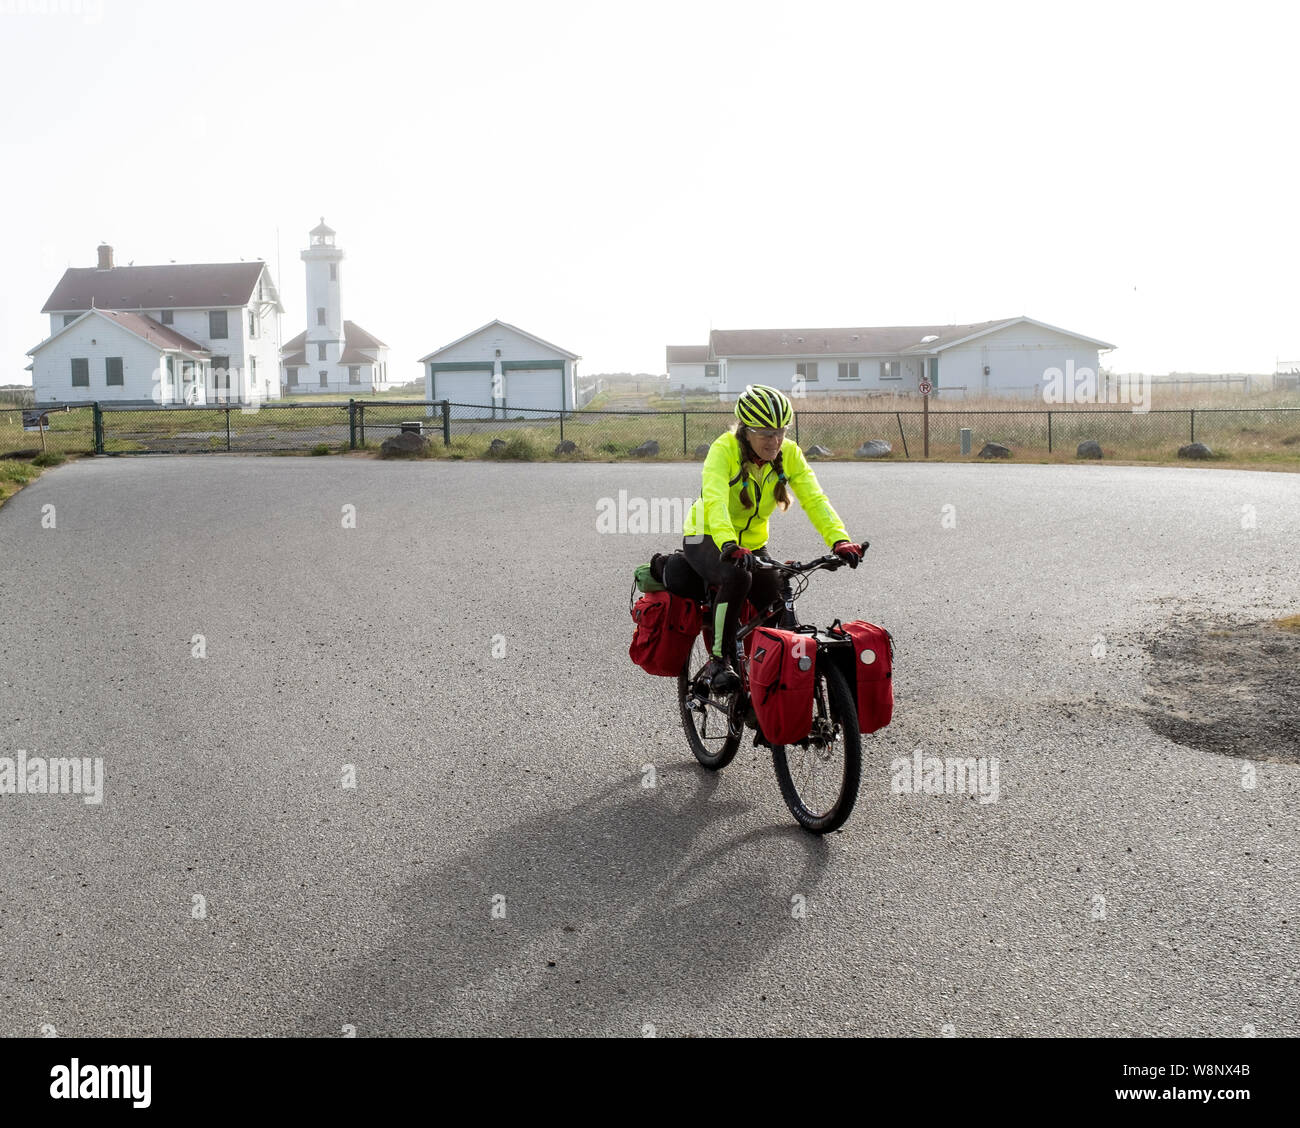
[918,378,932,457]
[22,410,50,453]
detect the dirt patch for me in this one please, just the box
[1141,616,1300,764]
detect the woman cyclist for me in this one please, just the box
[676,383,863,694]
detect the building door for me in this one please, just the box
[928,357,939,391]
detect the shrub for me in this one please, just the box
[310,443,331,456]
[31,452,66,468]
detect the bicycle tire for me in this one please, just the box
[678,633,743,771]
[771,661,862,834]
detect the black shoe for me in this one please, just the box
[701,657,740,695]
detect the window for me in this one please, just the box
[348,367,360,384]
[105,357,123,386]
[317,307,326,326]
[212,356,230,390]
[318,343,328,361]
[880,360,901,381]
[319,371,329,387]
[166,356,177,392]
[837,362,860,381]
[63,313,79,327]
[71,358,89,387]
[250,357,257,382]
[286,368,299,387]
[795,362,819,382]
[209,310,228,338]
[160,309,174,325]
[329,264,337,282]
[704,363,720,381]
[249,310,258,338]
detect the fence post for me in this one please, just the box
[794,413,800,446]
[225,406,232,452]
[93,402,103,454]
[349,398,356,449]
[441,399,451,447]
[682,410,687,455]
[1047,411,1052,453]
[896,412,909,459]
[560,407,564,444]
[358,402,365,447]
[1190,409,1195,443]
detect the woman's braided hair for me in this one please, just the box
[730,421,792,512]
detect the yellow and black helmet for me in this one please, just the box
[734,384,794,430]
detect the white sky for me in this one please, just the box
[1,0,1297,382]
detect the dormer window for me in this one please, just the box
[160,310,174,325]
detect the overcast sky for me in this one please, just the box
[1,0,1296,382]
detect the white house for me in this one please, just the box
[420,320,579,419]
[279,219,392,394]
[688,317,1116,401]
[32,245,283,405]
[665,345,716,391]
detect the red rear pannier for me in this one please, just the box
[832,620,894,733]
[629,591,703,677]
[747,627,817,744]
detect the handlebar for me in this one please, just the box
[752,540,869,575]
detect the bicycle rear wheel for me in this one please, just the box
[678,631,743,770]
[771,661,861,833]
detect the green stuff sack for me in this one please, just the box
[634,562,667,594]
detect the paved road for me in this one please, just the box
[1,456,1297,1037]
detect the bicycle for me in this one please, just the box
[677,543,871,834]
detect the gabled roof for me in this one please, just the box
[281,320,388,364]
[28,309,211,358]
[667,345,709,365]
[709,317,1116,358]
[419,319,579,363]
[42,261,276,313]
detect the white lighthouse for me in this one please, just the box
[280,218,390,394]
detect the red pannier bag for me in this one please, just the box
[629,590,703,677]
[830,619,894,733]
[747,627,817,745]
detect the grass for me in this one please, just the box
[1276,616,1300,634]
[0,451,76,507]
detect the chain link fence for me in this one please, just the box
[4,400,1300,460]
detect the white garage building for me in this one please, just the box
[689,317,1116,400]
[420,320,579,419]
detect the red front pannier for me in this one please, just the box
[831,620,894,734]
[629,591,703,677]
[747,627,817,745]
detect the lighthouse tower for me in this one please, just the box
[302,217,343,367]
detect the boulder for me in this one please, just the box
[804,444,832,458]
[379,431,430,457]
[855,439,892,458]
[694,444,712,458]
[553,439,578,455]
[488,438,507,454]
[630,439,660,457]
[978,442,1012,459]
[1077,440,1103,459]
[1178,442,1213,459]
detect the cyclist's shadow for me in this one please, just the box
[303,763,831,1036]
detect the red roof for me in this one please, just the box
[42,262,268,313]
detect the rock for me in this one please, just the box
[855,439,892,458]
[630,439,660,457]
[978,442,1011,459]
[804,444,832,458]
[554,439,578,455]
[1077,440,1103,459]
[694,444,712,458]
[1178,442,1212,459]
[488,438,507,454]
[379,431,430,457]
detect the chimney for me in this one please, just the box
[96,244,114,270]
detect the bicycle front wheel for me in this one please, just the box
[771,661,862,833]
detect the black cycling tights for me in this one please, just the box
[679,537,791,659]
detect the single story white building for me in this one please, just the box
[420,320,580,419]
[665,345,718,391]
[681,317,1116,401]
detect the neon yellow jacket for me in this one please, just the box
[683,431,851,553]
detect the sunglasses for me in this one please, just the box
[748,427,787,440]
